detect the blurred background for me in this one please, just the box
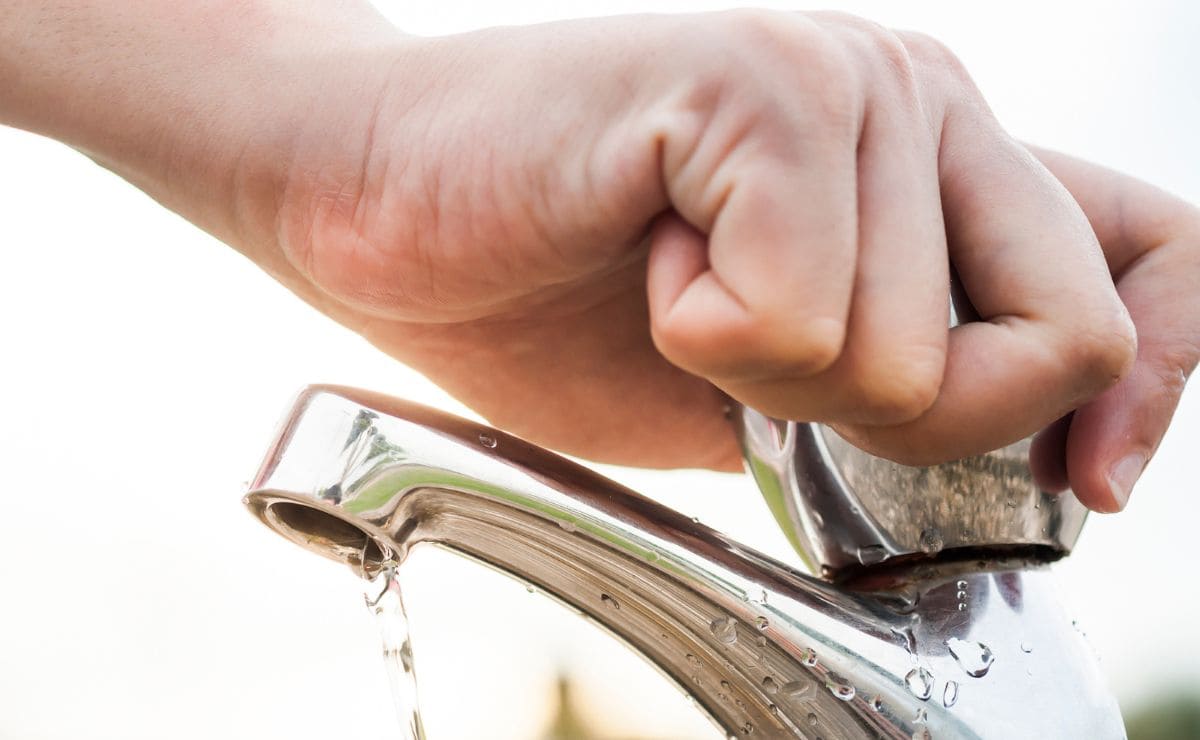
[1,1,1197,738]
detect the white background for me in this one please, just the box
[1,1,1197,738]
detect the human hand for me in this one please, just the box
[1,4,1146,504]
[1024,149,1199,511]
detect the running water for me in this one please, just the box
[364,564,426,739]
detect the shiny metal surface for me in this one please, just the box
[244,386,1123,739]
[738,413,1089,580]
[738,289,1088,580]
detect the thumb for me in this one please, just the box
[1059,240,1198,512]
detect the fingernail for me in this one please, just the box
[1107,453,1147,511]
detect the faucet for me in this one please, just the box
[244,384,1124,739]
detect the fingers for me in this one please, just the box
[1056,241,1199,511]
[715,83,949,425]
[1028,148,1200,511]
[647,48,862,386]
[648,17,950,427]
[837,98,1136,463]
[647,70,865,383]
[647,18,1157,477]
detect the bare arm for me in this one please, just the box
[1,4,1170,514]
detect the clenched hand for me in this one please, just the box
[3,2,1195,512]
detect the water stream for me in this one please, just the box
[364,563,426,739]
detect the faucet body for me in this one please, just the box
[245,386,1124,739]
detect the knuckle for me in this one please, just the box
[720,8,817,54]
[873,30,920,102]
[848,348,945,424]
[1068,307,1139,391]
[775,315,849,376]
[1151,341,1198,401]
[895,30,973,86]
[827,13,918,92]
[717,10,858,119]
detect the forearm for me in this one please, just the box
[0,0,399,248]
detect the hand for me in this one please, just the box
[1025,149,1199,511]
[2,4,1146,505]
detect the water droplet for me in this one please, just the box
[755,616,769,630]
[825,673,855,701]
[956,579,968,590]
[904,666,934,700]
[524,584,536,594]
[956,590,968,600]
[768,703,779,716]
[870,695,883,711]
[782,678,815,699]
[801,647,818,666]
[1005,498,1018,508]
[914,707,928,722]
[946,638,994,678]
[748,588,768,605]
[943,680,959,707]
[557,519,577,533]
[741,721,754,735]
[807,712,818,726]
[710,616,738,645]
[892,625,917,655]
[762,676,779,694]
[720,680,732,691]
[812,510,826,529]
[478,433,497,448]
[686,653,699,665]
[691,516,701,524]
[957,603,966,611]
[600,593,620,610]
[857,545,888,565]
[919,528,944,554]
[912,728,933,740]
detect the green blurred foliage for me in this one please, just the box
[1125,693,1200,740]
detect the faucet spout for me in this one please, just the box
[244,386,1123,739]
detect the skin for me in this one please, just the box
[1,2,1196,513]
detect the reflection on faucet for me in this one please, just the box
[244,386,1124,739]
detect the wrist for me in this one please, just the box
[1,1,406,249]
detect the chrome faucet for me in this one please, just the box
[244,385,1124,739]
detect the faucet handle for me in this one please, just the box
[738,280,1091,580]
[737,412,1089,580]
